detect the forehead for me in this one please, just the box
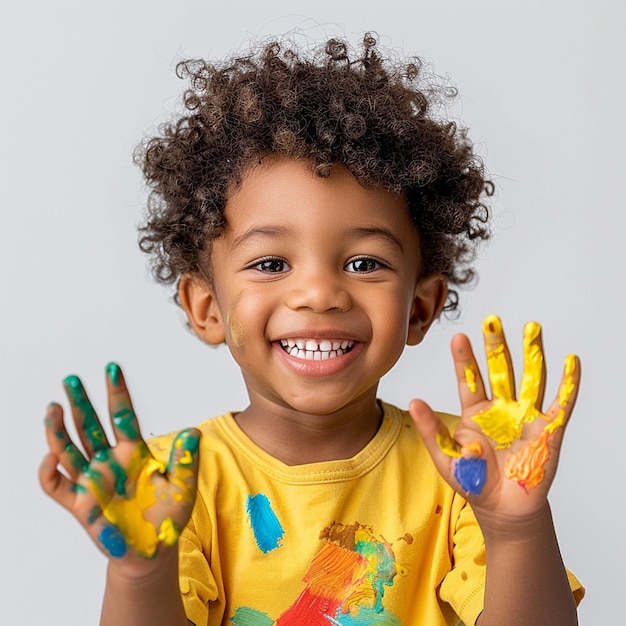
[221,157,418,246]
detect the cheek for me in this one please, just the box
[226,291,245,348]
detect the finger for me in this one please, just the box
[167,428,201,504]
[63,375,110,456]
[409,400,487,497]
[518,321,546,421]
[39,452,79,510]
[451,333,487,405]
[483,315,515,402]
[409,399,458,477]
[543,354,581,439]
[40,451,127,558]
[44,403,89,478]
[105,363,143,444]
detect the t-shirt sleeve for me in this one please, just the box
[178,517,218,626]
[439,496,486,626]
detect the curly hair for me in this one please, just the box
[136,33,492,312]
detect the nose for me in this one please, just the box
[285,272,352,313]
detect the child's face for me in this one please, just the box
[181,157,446,416]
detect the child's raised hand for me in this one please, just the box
[409,315,580,521]
[39,363,200,576]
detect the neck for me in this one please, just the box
[234,392,383,465]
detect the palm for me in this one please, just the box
[40,364,200,573]
[411,316,579,520]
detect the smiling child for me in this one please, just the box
[40,34,583,625]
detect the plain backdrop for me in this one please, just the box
[1,1,623,623]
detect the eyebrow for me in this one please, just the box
[229,224,405,254]
[230,225,293,252]
[347,227,405,254]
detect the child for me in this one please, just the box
[39,34,584,625]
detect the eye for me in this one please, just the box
[250,257,290,274]
[344,257,385,273]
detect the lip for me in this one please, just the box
[272,339,364,378]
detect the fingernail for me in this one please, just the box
[106,362,121,386]
[63,375,84,403]
[483,314,501,335]
[181,430,201,454]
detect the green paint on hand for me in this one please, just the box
[63,375,107,451]
[109,460,128,497]
[181,431,200,454]
[113,408,139,440]
[106,362,121,386]
[87,505,101,525]
[65,443,88,472]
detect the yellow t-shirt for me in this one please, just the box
[149,402,582,626]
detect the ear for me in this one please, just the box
[178,274,226,345]
[406,275,448,346]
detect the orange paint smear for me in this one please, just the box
[304,542,368,601]
[504,430,551,491]
[461,441,482,457]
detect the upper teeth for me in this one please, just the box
[279,339,354,360]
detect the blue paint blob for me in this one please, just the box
[99,525,127,558]
[454,457,487,497]
[246,494,284,553]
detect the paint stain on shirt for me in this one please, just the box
[246,494,284,553]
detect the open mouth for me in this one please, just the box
[279,339,355,360]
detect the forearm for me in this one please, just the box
[100,548,190,626]
[476,503,577,626]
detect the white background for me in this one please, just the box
[1,1,623,623]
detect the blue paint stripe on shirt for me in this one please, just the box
[246,493,284,553]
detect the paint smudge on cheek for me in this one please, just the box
[246,494,284,553]
[454,457,487,496]
[227,291,246,348]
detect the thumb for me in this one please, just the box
[409,398,450,462]
[167,428,202,504]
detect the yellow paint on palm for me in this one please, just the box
[100,455,167,557]
[86,442,187,558]
[158,518,180,546]
[472,317,545,448]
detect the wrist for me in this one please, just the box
[474,501,554,544]
[106,544,179,584]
